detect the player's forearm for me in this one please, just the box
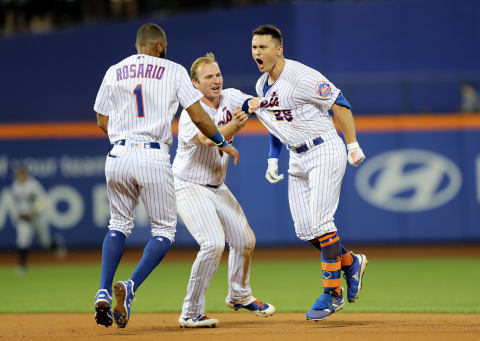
[96,113,109,135]
[242,96,276,114]
[194,133,215,146]
[219,121,243,141]
[195,122,241,146]
[191,117,218,137]
[186,102,220,138]
[332,104,357,144]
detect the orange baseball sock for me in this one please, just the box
[341,248,354,268]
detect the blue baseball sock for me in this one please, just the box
[99,230,126,295]
[130,236,171,292]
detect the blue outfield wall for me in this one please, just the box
[0,128,479,249]
[0,0,479,122]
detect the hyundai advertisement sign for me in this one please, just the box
[0,123,479,248]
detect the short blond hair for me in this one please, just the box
[190,53,217,81]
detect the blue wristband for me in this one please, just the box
[209,130,227,147]
[242,98,253,113]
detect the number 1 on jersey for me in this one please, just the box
[133,84,144,117]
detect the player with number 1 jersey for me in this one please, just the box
[95,54,192,145]
[93,23,238,329]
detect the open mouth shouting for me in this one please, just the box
[255,58,264,71]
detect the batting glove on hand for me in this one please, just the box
[265,158,284,183]
[347,142,366,167]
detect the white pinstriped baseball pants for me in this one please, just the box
[174,177,256,318]
[105,144,177,242]
[15,217,51,249]
[288,135,347,241]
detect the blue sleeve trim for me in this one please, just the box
[269,133,283,158]
[242,98,253,113]
[335,92,352,109]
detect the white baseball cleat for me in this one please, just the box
[178,315,219,328]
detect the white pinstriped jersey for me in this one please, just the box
[94,54,201,145]
[12,177,52,250]
[255,59,341,147]
[11,177,46,217]
[172,88,250,186]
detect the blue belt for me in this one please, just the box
[292,137,324,153]
[113,139,161,149]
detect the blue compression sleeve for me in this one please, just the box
[269,133,283,158]
[334,92,352,109]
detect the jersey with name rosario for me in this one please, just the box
[255,58,341,147]
[94,54,201,146]
[173,88,250,186]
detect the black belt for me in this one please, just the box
[18,214,33,221]
[205,184,221,189]
[292,137,324,153]
[113,139,161,149]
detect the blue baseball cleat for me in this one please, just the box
[344,253,368,303]
[94,289,113,327]
[113,280,135,328]
[226,298,275,316]
[305,288,345,321]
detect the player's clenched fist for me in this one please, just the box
[233,107,248,128]
[265,158,284,183]
[347,142,365,167]
[247,97,262,113]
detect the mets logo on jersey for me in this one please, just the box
[315,81,332,98]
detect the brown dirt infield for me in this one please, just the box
[1,245,479,340]
[1,312,479,341]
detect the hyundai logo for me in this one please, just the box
[355,149,462,212]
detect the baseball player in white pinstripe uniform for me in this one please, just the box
[172,53,275,328]
[93,24,239,329]
[11,166,66,275]
[244,25,368,321]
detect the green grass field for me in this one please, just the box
[2,258,479,314]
